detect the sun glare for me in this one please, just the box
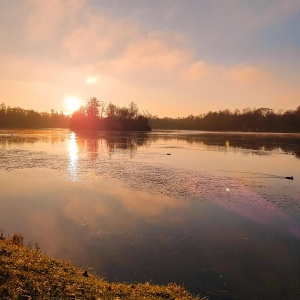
[66,97,81,112]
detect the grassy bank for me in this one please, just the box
[0,234,202,300]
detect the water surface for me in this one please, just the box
[0,129,299,299]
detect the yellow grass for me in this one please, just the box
[0,235,203,300]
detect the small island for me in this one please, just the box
[70,98,151,131]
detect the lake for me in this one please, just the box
[0,129,299,299]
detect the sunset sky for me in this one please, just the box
[1,0,299,117]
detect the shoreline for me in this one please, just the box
[0,234,202,300]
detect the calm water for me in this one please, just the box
[1,129,300,299]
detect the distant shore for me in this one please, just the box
[0,234,201,300]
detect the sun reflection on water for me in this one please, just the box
[68,132,78,181]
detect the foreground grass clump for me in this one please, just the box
[0,235,202,300]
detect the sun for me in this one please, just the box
[65,97,81,112]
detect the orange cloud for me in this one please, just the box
[181,61,227,83]
[26,0,84,41]
[182,61,208,81]
[181,61,271,87]
[229,66,270,85]
[62,183,186,234]
[120,31,189,71]
[63,15,138,59]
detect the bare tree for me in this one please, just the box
[86,97,100,118]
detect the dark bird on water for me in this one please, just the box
[285,176,294,180]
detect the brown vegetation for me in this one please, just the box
[0,235,202,300]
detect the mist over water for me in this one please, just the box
[1,129,300,299]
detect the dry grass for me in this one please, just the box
[0,235,203,300]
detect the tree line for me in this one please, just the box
[1,100,300,132]
[0,103,70,128]
[151,106,300,132]
[0,99,151,131]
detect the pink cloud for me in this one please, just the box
[120,31,189,71]
[25,0,85,41]
[229,65,270,86]
[62,183,186,234]
[181,61,227,83]
[62,14,189,76]
[63,15,138,59]
[182,61,208,81]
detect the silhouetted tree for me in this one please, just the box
[0,103,70,128]
[86,97,100,118]
[70,99,151,131]
[106,102,118,117]
[150,106,300,132]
